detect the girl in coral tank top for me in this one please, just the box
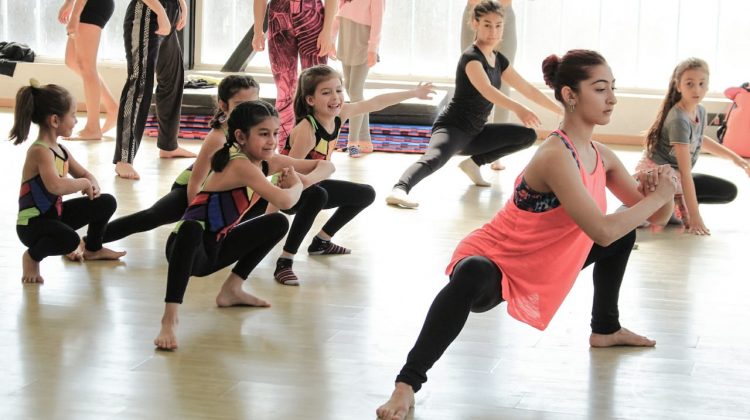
[377,50,680,420]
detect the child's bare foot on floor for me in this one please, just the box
[215,274,271,307]
[65,240,85,262]
[376,382,415,420]
[83,247,126,261]
[154,317,179,350]
[65,128,103,141]
[590,327,656,347]
[159,146,196,159]
[22,251,44,284]
[115,162,140,180]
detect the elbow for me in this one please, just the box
[590,225,616,247]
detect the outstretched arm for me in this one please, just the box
[501,65,563,116]
[465,61,540,127]
[340,82,435,121]
[702,135,750,177]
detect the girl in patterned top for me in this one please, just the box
[377,51,678,420]
[10,81,125,285]
[155,100,334,350]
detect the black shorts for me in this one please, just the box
[80,0,115,28]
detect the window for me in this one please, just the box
[3,0,749,92]
[0,0,128,62]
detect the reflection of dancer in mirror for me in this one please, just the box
[114,0,195,181]
[462,0,516,170]
[252,0,338,151]
[331,0,385,157]
[377,50,676,420]
[57,0,118,140]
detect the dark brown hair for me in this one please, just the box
[209,75,260,129]
[542,49,607,104]
[9,83,74,145]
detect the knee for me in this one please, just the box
[95,193,118,216]
[307,185,328,209]
[522,127,538,146]
[267,212,290,237]
[450,256,500,294]
[724,184,738,203]
[360,184,376,206]
[62,231,82,254]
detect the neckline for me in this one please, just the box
[554,129,600,176]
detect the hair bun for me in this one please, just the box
[29,78,41,89]
[541,55,561,89]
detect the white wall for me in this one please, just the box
[0,62,730,143]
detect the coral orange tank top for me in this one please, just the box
[446,130,607,330]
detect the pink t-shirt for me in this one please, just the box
[446,130,607,330]
[333,0,385,53]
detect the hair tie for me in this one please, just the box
[29,78,40,89]
[223,141,232,150]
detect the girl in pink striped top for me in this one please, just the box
[377,50,678,420]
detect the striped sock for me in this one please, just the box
[307,236,351,255]
[274,258,299,286]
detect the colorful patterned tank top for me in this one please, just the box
[446,130,607,330]
[174,155,270,241]
[281,114,341,160]
[17,142,70,226]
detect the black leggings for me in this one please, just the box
[103,185,187,243]
[395,124,537,193]
[281,184,328,254]
[693,173,737,204]
[395,230,636,392]
[164,213,289,304]
[317,179,376,238]
[16,194,118,262]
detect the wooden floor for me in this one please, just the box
[1,110,749,420]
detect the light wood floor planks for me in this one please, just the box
[1,111,749,420]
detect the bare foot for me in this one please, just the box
[490,160,506,171]
[65,240,85,262]
[65,128,103,141]
[590,327,656,347]
[101,114,117,134]
[154,320,179,350]
[458,158,491,187]
[159,146,197,159]
[115,162,140,180]
[376,382,415,420]
[82,247,127,261]
[215,274,271,307]
[22,251,44,284]
[359,141,374,153]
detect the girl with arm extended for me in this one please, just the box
[386,0,563,209]
[268,64,433,285]
[376,50,676,420]
[10,82,125,284]
[638,58,749,235]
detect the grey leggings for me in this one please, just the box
[394,123,536,193]
[342,63,371,143]
[461,2,517,123]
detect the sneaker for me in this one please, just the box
[348,145,361,158]
[274,258,299,286]
[385,187,419,209]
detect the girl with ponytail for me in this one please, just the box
[10,81,125,284]
[377,50,676,420]
[155,100,334,350]
[638,58,749,235]
[99,75,260,245]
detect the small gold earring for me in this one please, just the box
[568,101,575,113]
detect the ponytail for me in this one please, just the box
[9,81,74,145]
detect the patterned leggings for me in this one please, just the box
[267,0,327,150]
